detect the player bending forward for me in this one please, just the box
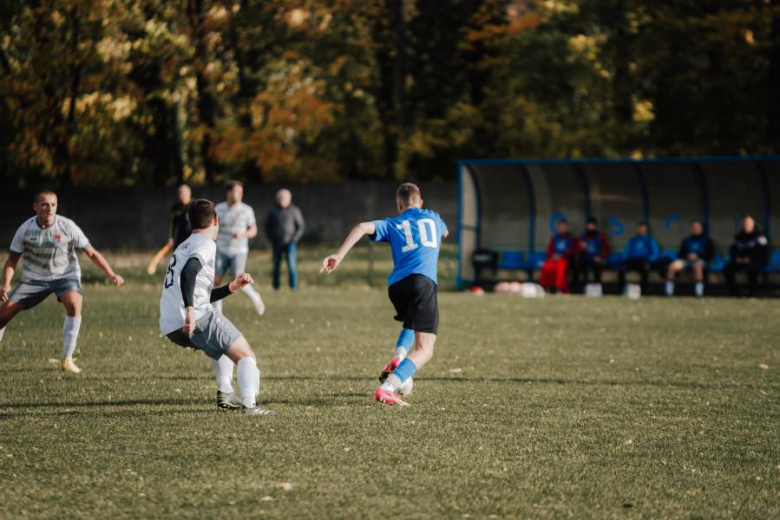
[159,199,276,416]
[321,183,448,406]
[0,189,124,373]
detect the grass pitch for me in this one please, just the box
[1,248,779,519]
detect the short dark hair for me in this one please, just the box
[225,180,243,192]
[637,220,648,226]
[34,189,56,202]
[587,217,598,225]
[188,199,216,230]
[396,183,421,207]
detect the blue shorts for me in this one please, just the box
[9,278,82,309]
[215,251,248,279]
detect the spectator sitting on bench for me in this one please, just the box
[666,220,714,298]
[618,222,661,294]
[574,217,610,290]
[724,214,768,297]
[618,221,659,294]
[540,218,578,294]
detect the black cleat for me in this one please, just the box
[217,391,243,410]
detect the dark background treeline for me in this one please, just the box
[1,0,779,190]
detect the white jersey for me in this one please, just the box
[159,233,217,335]
[215,202,256,255]
[9,215,91,282]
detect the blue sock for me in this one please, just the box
[392,358,417,383]
[395,328,414,357]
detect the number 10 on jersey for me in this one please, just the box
[397,219,438,253]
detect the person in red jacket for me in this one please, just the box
[540,218,578,294]
[574,217,611,288]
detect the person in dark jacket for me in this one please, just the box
[574,217,611,288]
[618,221,660,293]
[168,184,192,249]
[666,220,715,298]
[724,215,768,296]
[265,189,305,291]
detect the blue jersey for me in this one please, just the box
[371,208,448,286]
[625,235,660,261]
[679,234,713,260]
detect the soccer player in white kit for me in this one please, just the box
[159,199,276,416]
[213,181,265,316]
[0,189,125,373]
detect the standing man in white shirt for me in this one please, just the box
[0,189,124,373]
[213,181,265,316]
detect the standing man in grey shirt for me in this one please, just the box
[265,189,305,291]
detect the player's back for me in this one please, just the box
[159,233,216,335]
[371,208,447,286]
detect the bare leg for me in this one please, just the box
[0,300,25,342]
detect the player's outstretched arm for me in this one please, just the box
[0,253,21,303]
[320,222,376,274]
[84,247,124,286]
[210,273,256,303]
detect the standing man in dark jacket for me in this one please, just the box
[265,189,305,291]
[168,184,193,249]
[724,215,768,296]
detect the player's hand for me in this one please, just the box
[183,307,195,337]
[320,254,340,274]
[109,274,124,286]
[0,286,10,303]
[230,273,254,292]
[688,253,698,261]
[166,238,174,248]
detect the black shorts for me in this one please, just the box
[388,274,439,334]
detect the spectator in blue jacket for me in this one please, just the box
[618,221,659,293]
[666,220,715,298]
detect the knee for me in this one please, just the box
[63,298,82,317]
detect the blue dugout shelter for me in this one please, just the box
[457,156,780,288]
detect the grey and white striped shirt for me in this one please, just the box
[9,216,91,282]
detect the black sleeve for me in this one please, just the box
[210,285,232,302]
[180,257,203,308]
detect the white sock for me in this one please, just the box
[213,299,223,313]
[393,347,408,359]
[381,374,402,392]
[237,357,260,408]
[695,282,704,297]
[0,327,5,343]
[62,316,82,359]
[665,281,674,296]
[241,284,261,301]
[211,355,235,394]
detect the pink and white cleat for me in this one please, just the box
[375,387,409,406]
[378,356,403,383]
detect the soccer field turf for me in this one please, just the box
[1,251,779,519]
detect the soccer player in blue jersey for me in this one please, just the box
[320,183,448,406]
[618,221,660,293]
[666,220,715,297]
